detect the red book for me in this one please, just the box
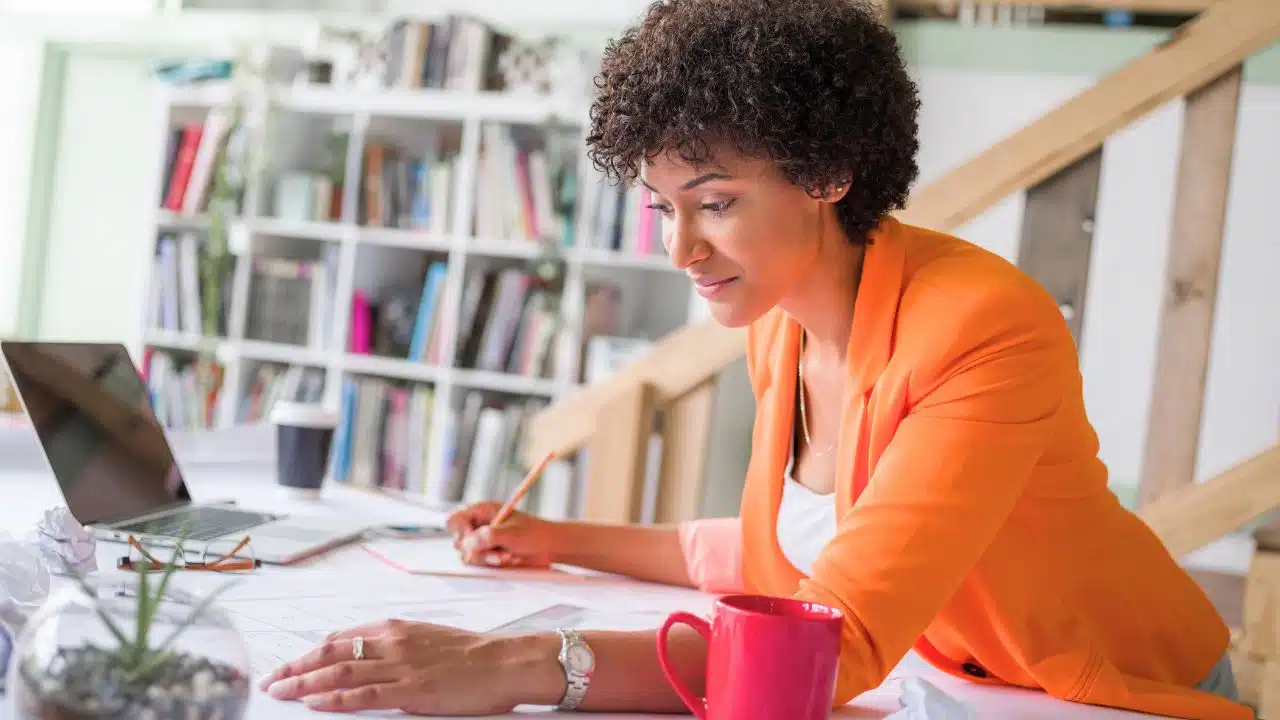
[163,124,204,211]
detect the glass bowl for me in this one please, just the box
[6,574,251,720]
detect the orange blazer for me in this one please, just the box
[690,217,1247,719]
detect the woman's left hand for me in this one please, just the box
[258,619,531,715]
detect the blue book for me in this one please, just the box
[408,262,449,360]
[330,379,358,483]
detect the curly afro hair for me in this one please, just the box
[586,0,921,244]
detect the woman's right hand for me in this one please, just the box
[445,502,561,569]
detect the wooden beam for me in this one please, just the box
[894,0,1218,11]
[870,0,894,23]
[1250,415,1280,559]
[653,382,716,523]
[1015,149,1104,347]
[1138,65,1243,505]
[523,321,744,466]
[582,381,658,524]
[1243,550,1280,657]
[1229,629,1263,709]
[898,0,1279,232]
[1138,445,1280,557]
[1262,661,1280,720]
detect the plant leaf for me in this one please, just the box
[153,538,185,604]
[145,540,185,636]
[123,531,190,673]
[134,561,151,664]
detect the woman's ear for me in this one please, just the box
[821,180,850,203]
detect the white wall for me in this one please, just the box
[916,68,1280,494]
[0,39,44,338]
[34,51,166,348]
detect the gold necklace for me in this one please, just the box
[798,331,835,457]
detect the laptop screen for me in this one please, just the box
[1,342,191,526]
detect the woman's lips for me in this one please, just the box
[692,276,738,299]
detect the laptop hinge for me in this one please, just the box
[93,500,202,529]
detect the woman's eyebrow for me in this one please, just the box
[640,172,735,194]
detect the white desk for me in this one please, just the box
[0,467,1162,719]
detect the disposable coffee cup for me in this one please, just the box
[270,402,339,499]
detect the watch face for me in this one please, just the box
[566,645,594,673]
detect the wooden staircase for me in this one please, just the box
[522,0,1280,706]
[527,0,1278,523]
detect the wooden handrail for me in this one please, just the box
[523,321,745,465]
[1138,66,1243,505]
[523,0,1280,466]
[582,381,658,523]
[898,0,1279,231]
[1139,445,1280,557]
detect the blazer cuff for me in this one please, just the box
[677,517,745,594]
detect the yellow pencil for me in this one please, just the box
[490,450,556,529]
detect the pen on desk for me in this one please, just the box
[489,450,556,530]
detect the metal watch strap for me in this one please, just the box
[556,628,591,710]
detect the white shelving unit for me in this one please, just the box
[140,74,714,512]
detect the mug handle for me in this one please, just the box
[656,611,713,720]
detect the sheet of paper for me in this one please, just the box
[227,593,566,676]
[169,563,581,676]
[489,603,682,634]
[170,566,470,603]
[528,577,718,615]
[163,541,716,680]
[360,537,587,582]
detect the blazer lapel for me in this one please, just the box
[836,217,909,509]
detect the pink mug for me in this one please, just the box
[656,593,843,720]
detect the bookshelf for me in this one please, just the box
[138,17,726,520]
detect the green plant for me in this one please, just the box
[69,537,238,686]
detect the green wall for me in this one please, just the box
[897,20,1280,84]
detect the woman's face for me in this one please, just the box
[641,148,837,327]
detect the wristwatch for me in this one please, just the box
[555,628,594,710]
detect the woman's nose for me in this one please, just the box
[665,216,709,270]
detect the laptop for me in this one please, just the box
[0,340,370,564]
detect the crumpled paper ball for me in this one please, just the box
[26,506,97,575]
[886,677,976,720]
[0,530,54,690]
[0,625,10,688]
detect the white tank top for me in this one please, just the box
[776,453,839,576]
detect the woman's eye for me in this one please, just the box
[645,203,673,217]
[702,199,736,214]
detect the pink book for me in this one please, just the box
[635,187,654,255]
[350,291,371,354]
[383,388,409,490]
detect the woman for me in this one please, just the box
[259,0,1248,717]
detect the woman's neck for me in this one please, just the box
[778,235,865,364]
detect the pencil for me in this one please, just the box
[490,450,556,529]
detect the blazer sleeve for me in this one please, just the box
[793,287,1074,707]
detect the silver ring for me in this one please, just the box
[352,636,364,660]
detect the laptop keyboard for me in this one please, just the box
[114,506,277,542]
